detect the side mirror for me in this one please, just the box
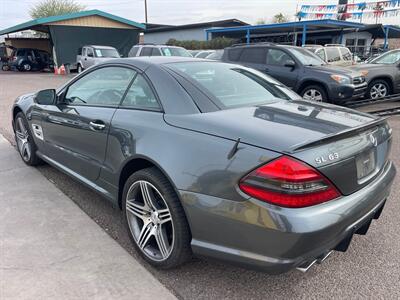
[284,60,296,69]
[34,89,56,105]
[87,52,94,57]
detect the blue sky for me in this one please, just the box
[0,0,399,30]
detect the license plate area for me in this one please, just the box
[356,149,376,182]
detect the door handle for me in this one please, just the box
[89,121,106,130]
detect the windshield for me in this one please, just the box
[371,50,400,64]
[161,47,192,57]
[95,48,120,58]
[206,50,223,60]
[167,62,299,109]
[287,47,326,66]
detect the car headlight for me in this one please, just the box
[330,74,351,84]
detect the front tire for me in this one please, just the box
[19,62,32,72]
[77,64,83,73]
[122,167,192,269]
[367,79,390,100]
[300,85,328,102]
[14,112,42,166]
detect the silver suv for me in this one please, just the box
[128,44,192,57]
[304,44,354,66]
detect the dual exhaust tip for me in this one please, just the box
[296,251,333,273]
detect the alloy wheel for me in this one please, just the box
[15,117,32,162]
[370,83,388,99]
[302,89,323,102]
[125,180,174,261]
[23,63,31,71]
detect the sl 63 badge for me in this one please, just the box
[315,152,339,164]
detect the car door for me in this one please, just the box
[265,48,299,88]
[85,47,95,68]
[40,66,137,182]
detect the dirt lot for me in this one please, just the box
[1,72,399,299]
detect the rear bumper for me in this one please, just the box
[179,161,396,274]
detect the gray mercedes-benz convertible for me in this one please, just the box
[12,57,396,274]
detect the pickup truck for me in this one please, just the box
[76,45,120,73]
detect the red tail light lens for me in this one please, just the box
[239,156,341,208]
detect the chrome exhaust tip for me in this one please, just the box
[296,251,333,273]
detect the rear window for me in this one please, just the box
[161,47,191,57]
[129,46,140,57]
[167,62,298,109]
[340,47,352,61]
[325,47,341,62]
[239,48,266,64]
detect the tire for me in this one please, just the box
[122,167,192,269]
[14,112,42,166]
[367,79,390,100]
[77,64,83,73]
[300,85,328,102]
[19,62,32,72]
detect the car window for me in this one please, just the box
[315,49,326,61]
[287,47,325,66]
[167,62,298,109]
[151,48,162,56]
[140,47,153,56]
[94,48,120,58]
[266,49,292,66]
[371,50,400,64]
[325,47,341,62]
[129,46,140,57]
[121,74,160,110]
[16,49,26,56]
[340,48,352,61]
[239,48,267,64]
[65,67,136,106]
[82,48,87,56]
[227,48,243,61]
[87,48,94,57]
[161,47,191,57]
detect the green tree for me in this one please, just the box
[272,13,288,23]
[255,19,266,25]
[30,0,86,19]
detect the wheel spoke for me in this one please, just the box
[23,142,31,159]
[15,131,25,141]
[140,181,156,210]
[155,226,170,258]
[158,208,172,225]
[126,200,149,220]
[137,222,154,249]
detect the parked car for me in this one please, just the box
[222,43,367,104]
[189,50,201,57]
[350,49,400,99]
[195,50,215,58]
[205,49,224,60]
[76,45,120,73]
[128,44,192,58]
[304,44,354,66]
[12,57,396,274]
[9,48,53,72]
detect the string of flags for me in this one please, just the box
[299,0,400,20]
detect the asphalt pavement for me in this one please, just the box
[1,72,399,299]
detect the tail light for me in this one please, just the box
[239,156,340,208]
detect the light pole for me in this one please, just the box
[144,0,148,23]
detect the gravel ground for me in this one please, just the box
[1,72,399,299]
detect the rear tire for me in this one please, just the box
[367,79,390,100]
[122,167,192,269]
[14,112,42,166]
[300,85,328,102]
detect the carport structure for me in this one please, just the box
[205,19,396,47]
[0,10,145,67]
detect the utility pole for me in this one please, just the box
[144,0,148,23]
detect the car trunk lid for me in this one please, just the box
[164,100,392,195]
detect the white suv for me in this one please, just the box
[304,44,354,66]
[128,44,192,57]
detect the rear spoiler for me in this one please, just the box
[288,117,388,153]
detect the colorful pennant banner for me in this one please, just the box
[299,1,400,20]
